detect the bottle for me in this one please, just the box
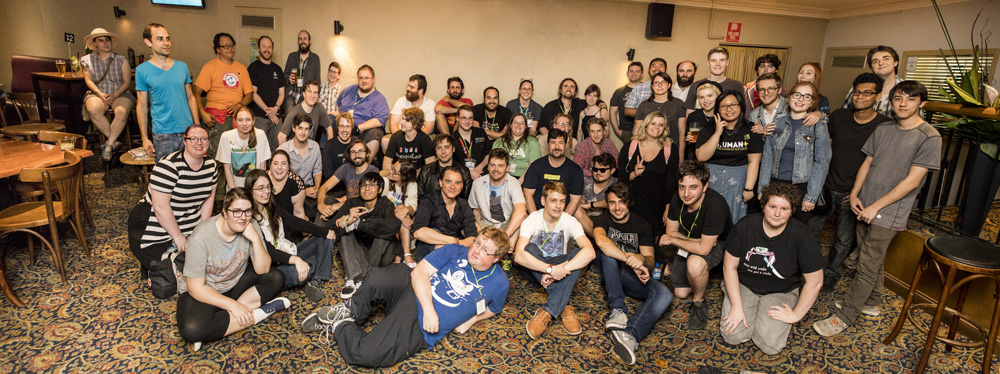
[653,263,662,280]
[501,254,512,279]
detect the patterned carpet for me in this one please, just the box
[0,157,997,373]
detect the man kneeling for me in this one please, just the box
[301,227,510,368]
[720,182,823,355]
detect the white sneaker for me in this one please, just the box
[606,309,628,331]
[610,329,638,365]
[340,279,357,299]
[834,300,881,317]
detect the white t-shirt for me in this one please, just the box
[469,174,525,226]
[519,210,586,257]
[390,97,437,123]
[216,128,272,188]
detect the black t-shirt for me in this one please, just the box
[472,104,512,136]
[725,214,824,294]
[322,136,357,182]
[522,157,585,208]
[686,111,714,136]
[452,127,491,169]
[826,109,890,192]
[247,60,284,118]
[667,188,733,241]
[539,98,587,135]
[593,211,654,255]
[634,98,687,144]
[695,122,764,166]
[386,131,434,169]
[610,85,636,131]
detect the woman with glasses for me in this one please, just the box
[635,72,687,162]
[244,169,336,302]
[685,81,723,160]
[128,124,218,283]
[617,111,679,241]
[797,62,830,114]
[177,187,287,351]
[492,113,540,178]
[217,106,271,190]
[538,113,577,158]
[268,150,308,221]
[383,159,419,265]
[192,32,254,158]
[695,90,764,223]
[757,82,831,224]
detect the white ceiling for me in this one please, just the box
[635,0,974,19]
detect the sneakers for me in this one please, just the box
[610,329,638,365]
[606,309,628,331]
[316,302,354,324]
[560,305,582,335]
[300,313,325,333]
[302,303,356,344]
[340,279,358,299]
[834,300,881,317]
[304,279,325,303]
[689,301,708,330]
[813,315,848,337]
[192,341,202,352]
[526,308,552,339]
[253,297,290,324]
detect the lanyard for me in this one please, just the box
[485,112,497,128]
[470,263,497,296]
[457,134,473,158]
[540,217,561,248]
[352,88,367,110]
[559,100,569,115]
[520,105,529,116]
[679,204,702,238]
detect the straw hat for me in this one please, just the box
[85,28,119,50]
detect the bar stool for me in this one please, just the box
[883,234,1000,374]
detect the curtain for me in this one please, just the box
[723,45,791,86]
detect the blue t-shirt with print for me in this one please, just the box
[416,244,509,347]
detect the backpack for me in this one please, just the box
[149,247,186,299]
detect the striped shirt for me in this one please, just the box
[80,52,127,96]
[140,151,218,249]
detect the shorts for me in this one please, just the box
[360,127,385,145]
[669,243,724,289]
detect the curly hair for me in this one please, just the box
[761,182,802,213]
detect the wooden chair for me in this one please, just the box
[7,92,53,124]
[0,151,89,307]
[31,131,93,228]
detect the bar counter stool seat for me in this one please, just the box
[883,234,1000,374]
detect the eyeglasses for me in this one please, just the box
[592,167,611,173]
[852,90,878,98]
[349,150,367,155]
[185,137,210,143]
[227,208,253,217]
[360,182,379,190]
[652,81,669,86]
[719,103,741,111]
[474,239,499,257]
[218,44,235,49]
[554,121,571,126]
[790,93,815,101]
[253,185,272,193]
[759,87,780,94]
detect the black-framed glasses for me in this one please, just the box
[592,167,611,173]
[360,182,379,190]
[185,137,210,143]
[719,103,741,111]
[852,90,878,98]
[218,44,235,49]
[759,87,780,94]
[790,93,815,101]
[227,208,253,217]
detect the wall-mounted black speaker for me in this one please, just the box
[646,3,675,39]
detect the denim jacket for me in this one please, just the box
[747,96,787,127]
[758,111,832,204]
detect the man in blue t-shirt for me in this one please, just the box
[135,23,201,161]
[301,227,510,368]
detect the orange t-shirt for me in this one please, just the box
[194,58,253,110]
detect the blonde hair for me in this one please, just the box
[632,111,672,146]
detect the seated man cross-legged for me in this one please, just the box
[332,172,403,299]
[515,181,596,339]
[594,182,673,365]
[721,182,823,355]
[468,148,528,246]
[412,166,478,259]
[301,227,511,368]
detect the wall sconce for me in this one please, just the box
[334,20,344,35]
[114,6,126,18]
[626,48,635,61]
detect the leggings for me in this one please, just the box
[176,267,284,342]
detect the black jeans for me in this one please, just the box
[807,188,857,279]
[176,267,284,342]
[334,264,428,368]
[127,202,171,279]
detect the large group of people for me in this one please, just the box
[117,23,943,367]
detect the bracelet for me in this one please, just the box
[744,188,753,192]
[404,253,412,257]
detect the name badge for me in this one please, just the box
[508,163,517,174]
[476,296,486,315]
[348,109,355,117]
[677,249,690,258]
[466,160,476,169]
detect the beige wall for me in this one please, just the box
[1,0,828,108]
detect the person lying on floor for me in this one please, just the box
[300,227,510,368]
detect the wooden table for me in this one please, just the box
[120,148,156,193]
[30,72,85,130]
[1,123,66,141]
[0,139,93,178]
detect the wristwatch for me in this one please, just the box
[545,265,553,274]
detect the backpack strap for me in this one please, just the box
[627,140,639,161]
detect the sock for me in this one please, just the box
[253,297,290,324]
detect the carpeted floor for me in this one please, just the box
[0,157,997,373]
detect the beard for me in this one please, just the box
[677,75,694,88]
[405,91,419,102]
[298,43,310,54]
[351,156,366,166]
[448,92,462,100]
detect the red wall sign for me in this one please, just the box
[726,22,742,43]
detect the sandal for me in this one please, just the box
[101,144,112,162]
[111,140,123,151]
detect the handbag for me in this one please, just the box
[149,246,186,299]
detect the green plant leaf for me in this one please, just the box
[948,79,983,106]
[938,86,956,103]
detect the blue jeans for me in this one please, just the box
[276,236,335,289]
[597,251,673,340]
[524,243,584,318]
[152,132,185,161]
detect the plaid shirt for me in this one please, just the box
[624,81,652,109]
[319,83,341,114]
[81,52,127,95]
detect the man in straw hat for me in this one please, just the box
[82,28,135,162]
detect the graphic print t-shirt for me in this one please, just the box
[417,244,509,347]
[724,214,823,294]
[593,211,654,255]
[519,210,586,257]
[695,123,764,166]
[216,129,271,188]
[181,216,260,294]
